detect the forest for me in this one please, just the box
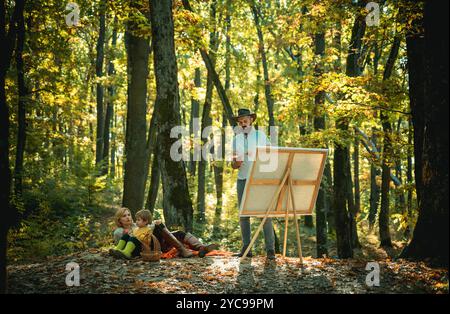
[0,0,448,294]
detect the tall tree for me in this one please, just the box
[213,0,232,237]
[313,30,328,257]
[368,37,382,232]
[333,1,366,258]
[250,0,275,129]
[189,68,201,175]
[110,105,117,177]
[13,0,27,196]
[353,134,360,214]
[102,16,118,176]
[150,0,194,231]
[122,5,151,214]
[405,117,413,237]
[145,113,160,215]
[95,0,106,170]
[368,129,380,231]
[379,35,401,248]
[0,0,25,294]
[347,141,360,248]
[400,0,449,266]
[327,20,342,234]
[197,0,219,224]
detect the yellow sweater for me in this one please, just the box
[133,225,153,243]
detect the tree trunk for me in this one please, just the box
[313,31,328,257]
[122,10,151,214]
[144,109,162,217]
[324,161,334,234]
[351,133,361,247]
[379,35,401,248]
[197,0,219,224]
[110,107,117,177]
[102,17,118,176]
[405,117,413,237]
[213,0,231,237]
[333,3,366,258]
[334,119,353,258]
[326,22,340,234]
[332,21,342,72]
[346,5,366,77]
[13,4,26,196]
[145,145,160,215]
[0,0,25,294]
[250,1,275,129]
[254,58,261,113]
[150,0,194,232]
[379,144,392,247]
[353,134,360,214]
[347,142,360,249]
[197,76,213,223]
[95,1,106,170]
[212,119,224,236]
[395,118,406,217]
[401,0,449,266]
[0,2,9,294]
[368,129,380,231]
[189,68,201,175]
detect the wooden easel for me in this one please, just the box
[240,164,304,264]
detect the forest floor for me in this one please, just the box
[7,227,449,294]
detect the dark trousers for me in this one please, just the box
[120,234,142,257]
[153,223,186,253]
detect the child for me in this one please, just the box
[109,209,154,259]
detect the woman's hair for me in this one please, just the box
[135,209,152,223]
[114,207,132,228]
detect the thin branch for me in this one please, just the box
[355,127,402,186]
[325,94,410,115]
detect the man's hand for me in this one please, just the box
[154,220,162,225]
[232,160,243,169]
[232,155,243,169]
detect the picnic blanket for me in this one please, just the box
[161,247,234,259]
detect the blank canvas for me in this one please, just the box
[239,146,328,218]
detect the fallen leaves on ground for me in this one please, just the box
[6,249,448,294]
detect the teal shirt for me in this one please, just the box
[232,128,269,180]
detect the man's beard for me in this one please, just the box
[238,125,252,135]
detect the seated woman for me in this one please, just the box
[112,207,218,258]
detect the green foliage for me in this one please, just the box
[8,154,122,262]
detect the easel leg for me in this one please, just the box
[283,184,292,258]
[289,178,303,264]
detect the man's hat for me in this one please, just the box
[234,108,257,121]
